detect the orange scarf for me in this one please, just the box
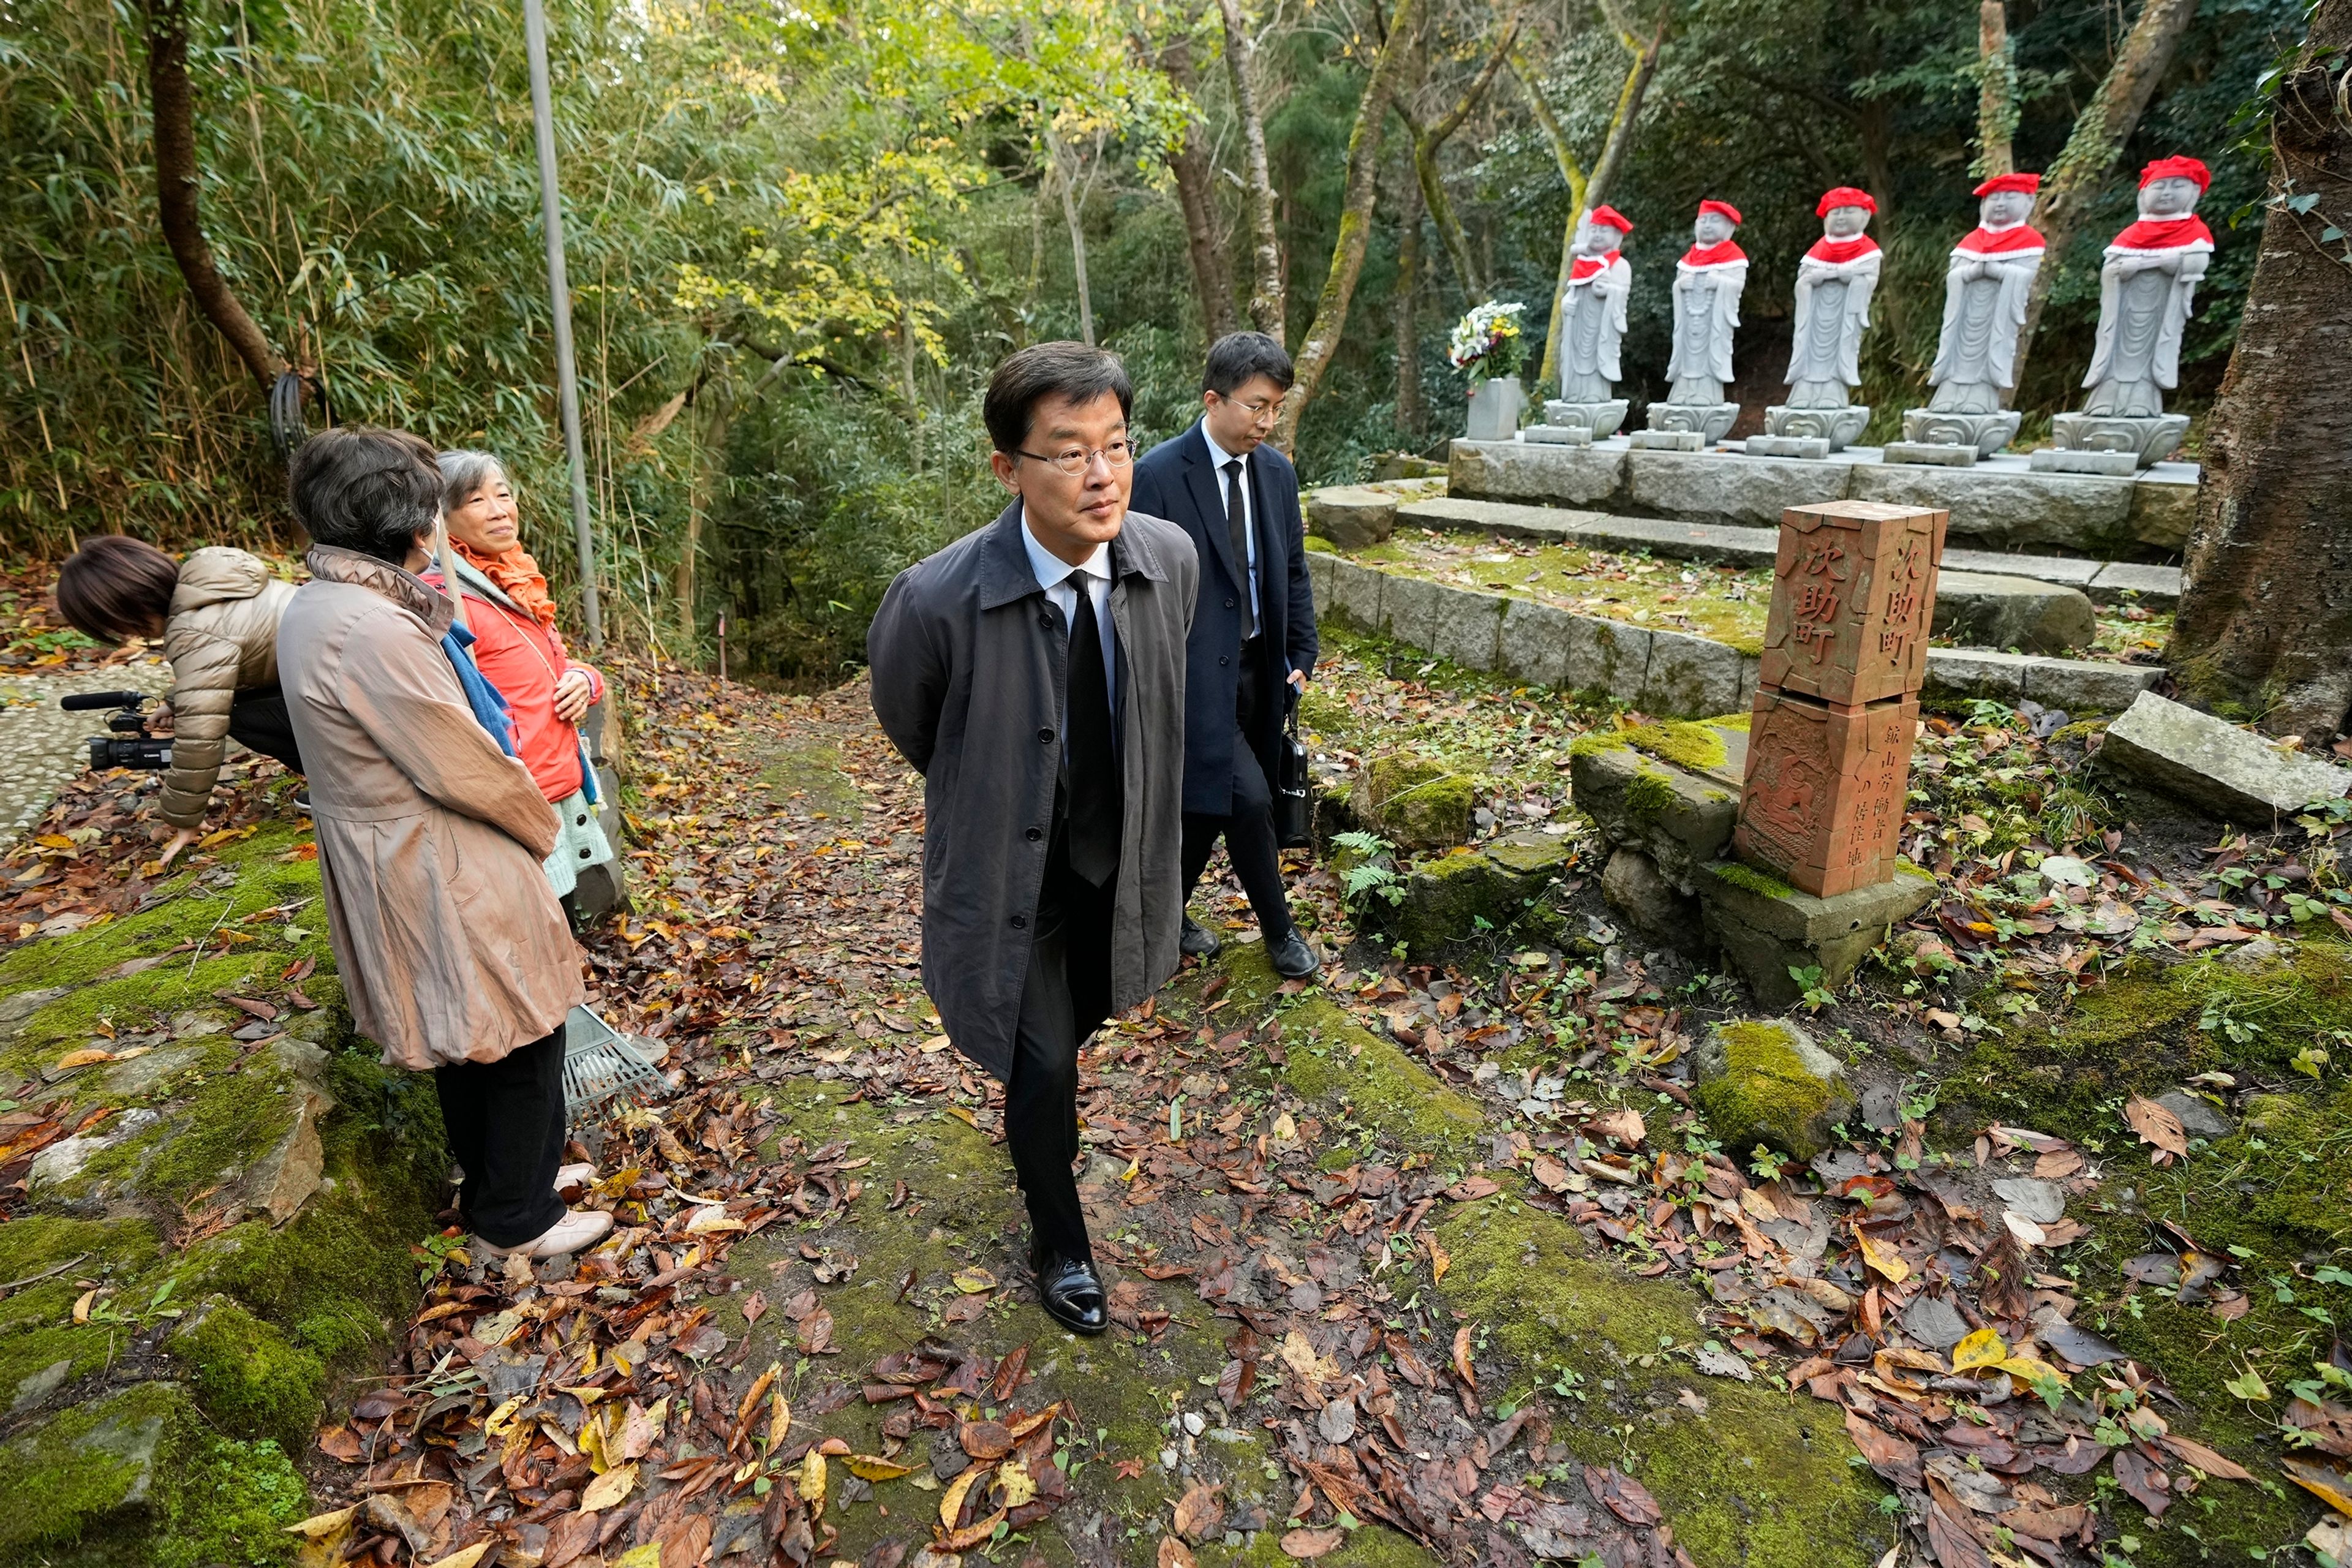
[453,538,559,627]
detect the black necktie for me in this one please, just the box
[1064,582,1120,888]
[1223,458,1257,639]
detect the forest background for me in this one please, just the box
[0,0,2305,681]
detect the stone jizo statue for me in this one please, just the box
[1753,186,1882,457]
[1530,205,1634,445]
[1636,199,1746,448]
[1890,172,2045,464]
[2036,155,2213,472]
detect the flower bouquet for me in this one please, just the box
[1448,301,1528,385]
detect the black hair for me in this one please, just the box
[982,342,1133,455]
[1202,331,1295,396]
[288,427,443,565]
[55,535,181,643]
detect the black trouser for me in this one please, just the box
[1180,646,1294,941]
[227,687,306,775]
[435,1023,568,1247]
[1005,851,1114,1265]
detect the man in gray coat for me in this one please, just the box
[869,342,1197,1335]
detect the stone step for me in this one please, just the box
[1392,495,2182,608]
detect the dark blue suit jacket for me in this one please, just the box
[1129,418,1318,816]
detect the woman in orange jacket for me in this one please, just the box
[423,450,618,908]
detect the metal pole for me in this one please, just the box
[523,0,603,650]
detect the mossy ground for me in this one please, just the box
[1352,532,1773,655]
[0,816,445,1564]
[1937,937,2352,1560]
[1433,1189,1891,1568]
[1691,1020,1849,1160]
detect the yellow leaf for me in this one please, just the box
[34,834,75,850]
[1427,1235,1450,1284]
[996,1458,1039,1509]
[54,1048,115,1070]
[684,1205,744,1235]
[1272,1113,1298,1144]
[484,1396,526,1437]
[766,1389,792,1452]
[952,1267,998,1294]
[284,1505,358,1538]
[580,1461,637,1512]
[1855,1228,1910,1284]
[846,1454,913,1481]
[423,1547,494,1568]
[1951,1327,2008,1372]
[1996,1355,2065,1387]
[71,1288,97,1324]
[940,1463,985,1529]
[612,1547,665,1568]
[801,1447,829,1514]
[920,1035,952,1054]
[2283,1457,2352,1517]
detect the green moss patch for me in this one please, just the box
[1692,1021,1854,1161]
[1434,1191,1890,1568]
[1354,533,1772,654]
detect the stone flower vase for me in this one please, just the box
[1465,374,1526,440]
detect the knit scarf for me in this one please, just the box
[452,538,559,626]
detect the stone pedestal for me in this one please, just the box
[1466,377,1528,441]
[1751,404,1869,460]
[1734,688,1919,897]
[1886,409,2021,466]
[1523,423,1592,447]
[1637,401,1741,446]
[2031,412,2190,473]
[1693,860,1937,1008]
[1305,486,1398,549]
[1540,398,1628,440]
[1757,502,1947,706]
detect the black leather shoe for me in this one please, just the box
[1032,1251,1109,1336]
[1180,916,1222,958]
[1267,929,1321,979]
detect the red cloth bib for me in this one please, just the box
[2111,214,2215,251]
[1569,249,1622,282]
[1680,240,1747,268]
[1954,222,2048,257]
[1804,234,1880,265]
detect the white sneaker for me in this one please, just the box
[554,1162,597,1193]
[476,1207,613,1259]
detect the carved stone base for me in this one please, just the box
[1629,429,1705,451]
[1642,401,1741,443]
[1542,398,1629,439]
[1523,424,1590,446]
[2045,411,2189,468]
[1764,404,1870,451]
[1744,435,1832,461]
[1898,407,2021,457]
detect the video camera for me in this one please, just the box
[60,691,172,772]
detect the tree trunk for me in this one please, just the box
[2009,0,2200,391]
[1161,34,1239,343]
[1974,1,2016,178]
[1523,18,1664,388]
[1394,170,1424,439]
[1402,6,1525,306]
[2167,0,2352,745]
[1271,0,1425,455]
[1046,129,1096,345]
[1217,0,1285,344]
[144,0,285,392]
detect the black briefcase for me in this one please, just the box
[1274,695,1313,850]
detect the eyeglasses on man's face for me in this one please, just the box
[1215,393,1283,424]
[1016,438,1135,477]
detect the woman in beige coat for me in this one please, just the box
[53,537,304,866]
[275,426,608,1259]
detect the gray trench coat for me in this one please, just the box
[869,502,1197,1080]
[276,547,581,1071]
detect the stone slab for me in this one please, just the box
[2030,449,2140,477]
[2096,691,2352,822]
[1942,546,2100,590]
[1450,437,2190,557]
[1931,571,2098,654]
[1921,648,2162,712]
[1566,614,1653,704]
[1880,442,1978,467]
[1426,586,1507,671]
[1569,741,1740,894]
[1743,435,1833,460]
[1629,429,1707,451]
[1497,597,1577,688]
[1324,556,1385,629]
[2087,561,2184,605]
[1694,859,1937,1008]
[1304,485,1398,548]
[1627,449,1852,529]
[1303,545,1337,605]
[1523,424,1592,446]
[1379,573,1444,649]
[1645,627,1751,717]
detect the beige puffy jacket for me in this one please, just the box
[159,548,299,830]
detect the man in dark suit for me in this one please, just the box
[1129,331,1320,979]
[870,343,1197,1336]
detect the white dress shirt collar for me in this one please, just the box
[1020,508,1111,595]
[1200,419,1250,472]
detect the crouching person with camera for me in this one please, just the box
[54,536,304,867]
[276,426,609,1261]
